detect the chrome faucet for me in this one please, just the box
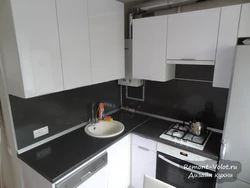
[90,102,98,124]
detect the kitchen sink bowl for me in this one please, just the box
[84,121,125,138]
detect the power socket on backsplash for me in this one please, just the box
[33,126,49,139]
[103,102,116,109]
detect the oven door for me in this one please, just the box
[156,152,216,188]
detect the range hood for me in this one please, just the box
[166,59,215,65]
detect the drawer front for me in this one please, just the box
[132,134,157,152]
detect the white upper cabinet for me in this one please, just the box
[0,0,125,98]
[238,3,250,38]
[56,0,92,90]
[213,5,241,89]
[88,0,125,85]
[133,16,175,82]
[166,8,221,64]
[57,0,125,88]
[1,0,64,98]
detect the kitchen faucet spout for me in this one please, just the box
[91,102,98,124]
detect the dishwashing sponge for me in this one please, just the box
[103,116,113,122]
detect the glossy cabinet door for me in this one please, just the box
[238,3,250,38]
[133,15,175,82]
[222,46,250,184]
[56,0,92,90]
[131,135,157,188]
[213,5,241,89]
[166,8,220,62]
[88,0,125,85]
[9,0,64,98]
[107,135,131,188]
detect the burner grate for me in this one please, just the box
[164,123,211,145]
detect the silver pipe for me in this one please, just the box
[129,13,133,39]
[134,0,198,12]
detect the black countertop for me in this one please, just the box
[18,111,150,183]
[18,111,222,183]
[132,117,222,161]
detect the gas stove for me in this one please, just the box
[159,123,212,150]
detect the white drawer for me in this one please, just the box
[132,134,157,152]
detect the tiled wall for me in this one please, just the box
[9,66,229,150]
[10,81,120,150]
[122,65,229,130]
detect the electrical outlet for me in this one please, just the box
[33,126,49,139]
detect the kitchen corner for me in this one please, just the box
[17,111,150,183]
[18,110,222,184]
[132,117,222,161]
[1,0,250,187]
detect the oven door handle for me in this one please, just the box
[158,154,213,176]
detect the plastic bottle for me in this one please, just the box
[98,103,105,120]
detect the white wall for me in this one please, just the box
[0,0,23,186]
[0,48,23,188]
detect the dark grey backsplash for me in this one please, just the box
[10,81,120,149]
[10,66,229,149]
[122,66,229,130]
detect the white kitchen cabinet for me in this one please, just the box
[0,0,125,98]
[21,160,53,188]
[213,5,241,89]
[56,0,92,90]
[238,3,250,38]
[131,134,157,188]
[88,0,125,85]
[166,8,221,64]
[107,135,131,188]
[0,0,64,98]
[133,16,175,82]
[21,151,108,188]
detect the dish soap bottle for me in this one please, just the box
[98,102,105,120]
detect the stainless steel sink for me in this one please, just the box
[84,121,125,138]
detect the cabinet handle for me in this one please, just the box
[158,154,213,175]
[138,146,150,151]
[181,58,196,61]
[80,171,92,181]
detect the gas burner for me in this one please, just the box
[179,125,188,132]
[172,130,184,138]
[184,134,206,144]
[165,129,185,139]
[160,123,212,151]
[173,123,188,132]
